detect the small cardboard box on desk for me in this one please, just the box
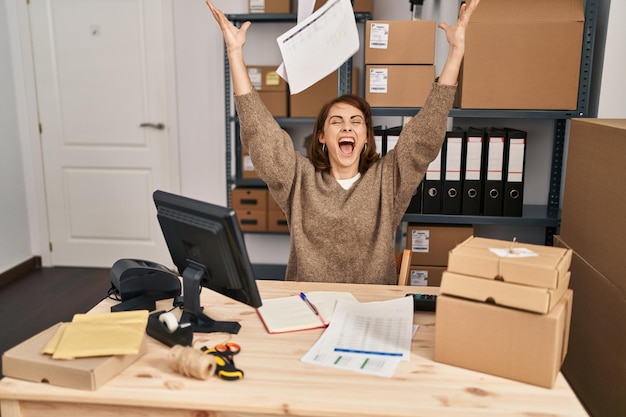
[434,236,573,388]
[2,319,147,390]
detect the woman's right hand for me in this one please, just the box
[205,0,251,53]
[205,0,254,95]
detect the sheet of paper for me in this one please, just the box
[276,0,359,94]
[301,296,414,377]
[296,0,316,22]
[276,0,315,82]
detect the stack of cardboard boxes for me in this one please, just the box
[434,236,573,388]
[364,20,435,107]
[231,187,289,233]
[404,224,473,286]
[555,119,626,416]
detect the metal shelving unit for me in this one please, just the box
[223,0,598,244]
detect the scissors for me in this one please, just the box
[201,342,244,381]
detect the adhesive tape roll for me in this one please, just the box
[159,312,179,333]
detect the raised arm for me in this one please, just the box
[436,0,480,86]
[205,0,254,96]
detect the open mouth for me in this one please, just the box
[339,138,355,156]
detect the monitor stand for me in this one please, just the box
[179,263,241,334]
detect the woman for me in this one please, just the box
[206,0,480,285]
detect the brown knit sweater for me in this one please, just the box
[235,83,456,285]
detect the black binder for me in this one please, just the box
[422,146,444,214]
[503,128,527,217]
[462,128,486,216]
[442,130,465,215]
[483,128,508,216]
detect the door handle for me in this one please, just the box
[140,123,165,130]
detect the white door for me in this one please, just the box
[29,0,176,267]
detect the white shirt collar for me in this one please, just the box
[336,173,361,190]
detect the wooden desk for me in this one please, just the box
[0,280,588,417]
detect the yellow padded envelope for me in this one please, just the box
[43,310,149,360]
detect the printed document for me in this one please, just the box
[301,296,414,377]
[276,0,360,94]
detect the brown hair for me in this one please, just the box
[307,94,380,174]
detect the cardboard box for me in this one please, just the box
[248,66,288,117]
[258,91,288,117]
[235,209,267,232]
[458,0,584,109]
[365,20,436,65]
[447,236,572,289]
[247,66,286,92]
[2,323,147,390]
[407,265,446,287]
[440,270,571,314]
[405,224,474,266]
[248,0,290,14]
[315,0,373,13]
[366,65,434,108]
[231,187,267,211]
[554,235,626,417]
[560,119,626,289]
[289,67,357,118]
[267,210,289,233]
[434,290,573,388]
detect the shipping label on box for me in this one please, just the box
[365,20,436,65]
[409,265,445,287]
[249,0,291,14]
[366,65,434,108]
[434,290,573,388]
[247,66,286,92]
[405,224,474,266]
[440,270,571,314]
[447,236,572,289]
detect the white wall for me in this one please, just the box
[595,0,626,117]
[0,1,32,274]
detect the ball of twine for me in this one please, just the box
[168,345,216,380]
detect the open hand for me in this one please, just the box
[438,0,480,52]
[205,0,251,52]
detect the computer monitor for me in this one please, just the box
[153,190,262,334]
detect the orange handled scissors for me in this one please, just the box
[201,342,244,381]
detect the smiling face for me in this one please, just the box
[318,102,368,179]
